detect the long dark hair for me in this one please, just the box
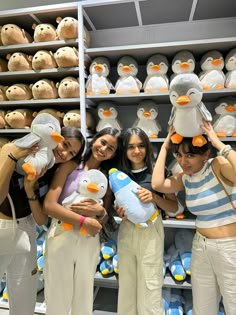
[61,126,86,163]
[82,127,122,172]
[121,127,154,178]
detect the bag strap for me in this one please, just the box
[211,162,236,211]
[7,193,17,233]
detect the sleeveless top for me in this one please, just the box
[182,160,236,228]
[58,164,85,204]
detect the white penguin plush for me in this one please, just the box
[171,50,195,81]
[96,101,122,132]
[86,56,113,95]
[168,73,212,147]
[143,54,169,93]
[225,48,236,89]
[62,169,108,208]
[109,168,156,227]
[115,55,142,94]
[62,169,108,236]
[133,99,162,138]
[15,113,64,180]
[199,50,225,90]
[212,97,236,137]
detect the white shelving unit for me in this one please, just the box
[0,0,235,313]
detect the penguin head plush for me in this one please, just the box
[77,169,108,200]
[97,101,118,120]
[146,54,169,76]
[214,97,236,116]
[117,55,138,77]
[136,99,158,120]
[169,73,202,109]
[171,50,195,74]
[200,50,224,71]
[89,56,110,77]
[225,48,236,71]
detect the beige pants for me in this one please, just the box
[0,215,37,315]
[117,215,165,315]
[44,225,100,315]
[191,231,236,315]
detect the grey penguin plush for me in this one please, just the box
[168,73,212,147]
[225,48,236,89]
[171,50,195,81]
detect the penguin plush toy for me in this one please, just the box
[143,53,169,93]
[225,48,236,89]
[15,113,64,180]
[168,73,212,147]
[212,97,236,137]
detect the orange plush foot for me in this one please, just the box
[159,87,168,92]
[216,84,224,89]
[148,134,158,138]
[79,226,88,236]
[203,85,210,90]
[22,162,36,181]
[216,132,226,138]
[192,135,207,147]
[171,133,183,144]
[61,223,73,231]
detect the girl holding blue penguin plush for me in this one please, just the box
[116,127,178,315]
[152,121,236,315]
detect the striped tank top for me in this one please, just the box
[182,160,236,228]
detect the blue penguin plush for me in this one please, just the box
[108,168,156,227]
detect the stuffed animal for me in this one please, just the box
[14,113,64,180]
[112,254,119,274]
[6,52,32,71]
[0,110,8,128]
[56,16,90,47]
[32,23,58,42]
[6,83,32,101]
[100,239,117,260]
[199,50,225,90]
[62,169,108,235]
[167,289,184,315]
[182,290,193,315]
[115,55,142,94]
[99,258,114,276]
[54,46,78,68]
[212,97,236,137]
[168,73,212,146]
[34,108,64,126]
[57,76,80,98]
[63,109,95,130]
[132,99,162,138]
[165,244,186,281]
[1,23,33,45]
[96,101,122,132]
[5,108,34,129]
[32,50,57,70]
[86,56,113,95]
[143,54,169,93]
[0,85,8,101]
[0,58,8,72]
[31,79,58,99]
[174,229,194,275]
[109,168,156,227]
[171,50,195,80]
[225,48,236,89]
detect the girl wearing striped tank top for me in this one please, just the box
[152,120,236,315]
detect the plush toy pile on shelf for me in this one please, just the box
[97,239,119,277]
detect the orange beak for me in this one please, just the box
[87,183,99,193]
[51,132,64,143]
[176,95,191,106]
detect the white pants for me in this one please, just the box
[117,214,165,315]
[191,231,236,315]
[0,215,37,315]
[44,221,100,315]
